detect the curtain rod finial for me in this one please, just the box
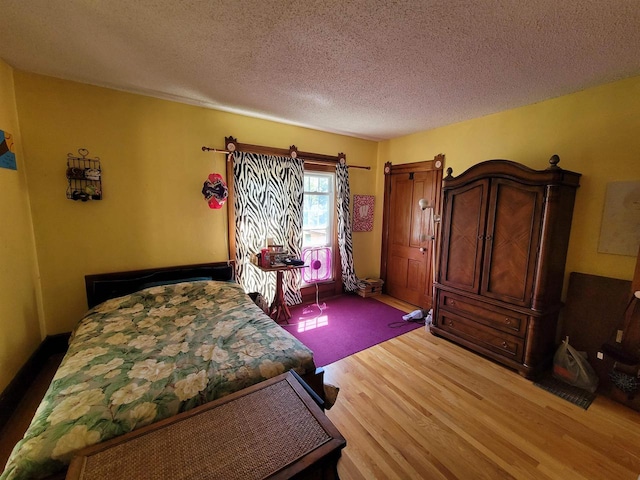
[225,136,238,152]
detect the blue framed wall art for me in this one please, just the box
[0,129,16,170]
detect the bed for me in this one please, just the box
[1,262,323,480]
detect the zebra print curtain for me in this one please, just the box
[233,152,304,306]
[336,163,361,291]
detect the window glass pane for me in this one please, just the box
[304,174,331,193]
[316,176,330,193]
[303,229,328,246]
[303,194,330,228]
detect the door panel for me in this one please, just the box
[386,237,429,305]
[387,253,408,286]
[411,176,433,247]
[481,179,544,306]
[440,179,489,293]
[389,178,414,248]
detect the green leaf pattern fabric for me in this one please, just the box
[1,281,315,480]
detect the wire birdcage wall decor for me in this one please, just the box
[66,148,102,201]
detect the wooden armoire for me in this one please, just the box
[431,156,581,378]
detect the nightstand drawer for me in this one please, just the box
[439,291,527,337]
[437,310,524,363]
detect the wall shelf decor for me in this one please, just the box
[66,148,102,201]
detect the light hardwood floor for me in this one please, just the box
[3,295,640,479]
[0,354,64,467]
[325,296,640,480]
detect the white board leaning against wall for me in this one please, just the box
[598,180,640,256]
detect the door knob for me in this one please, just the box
[419,247,426,252]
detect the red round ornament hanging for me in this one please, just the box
[202,173,228,209]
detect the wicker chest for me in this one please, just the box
[67,372,345,480]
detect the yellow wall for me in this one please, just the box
[13,72,379,334]
[8,68,640,363]
[377,75,640,285]
[0,61,42,392]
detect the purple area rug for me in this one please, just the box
[283,294,422,367]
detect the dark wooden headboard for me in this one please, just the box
[85,261,235,309]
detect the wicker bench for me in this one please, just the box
[67,372,345,480]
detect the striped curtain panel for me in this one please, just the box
[233,152,304,306]
[336,163,361,292]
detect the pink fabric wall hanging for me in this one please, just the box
[353,194,374,232]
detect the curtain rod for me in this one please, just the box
[202,143,370,170]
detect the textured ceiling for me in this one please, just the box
[1,1,640,140]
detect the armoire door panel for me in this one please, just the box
[482,180,544,306]
[440,179,488,293]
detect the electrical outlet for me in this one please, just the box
[616,329,624,343]
[597,351,604,360]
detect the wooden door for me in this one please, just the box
[382,159,443,309]
[439,179,489,293]
[481,179,544,306]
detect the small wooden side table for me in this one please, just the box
[256,263,306,323]
[67,371,345,480]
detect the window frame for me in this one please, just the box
[300,164,343,297]
[303,170,336,254]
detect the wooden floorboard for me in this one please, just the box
[323,311,640,480]
[2,295,640,479]
[0,353,63,467]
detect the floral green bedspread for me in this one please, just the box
[1,280,315,480]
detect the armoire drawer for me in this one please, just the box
[437,310,524,363]
[438,291,528,338]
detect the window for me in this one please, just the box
[302,171,335,283]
